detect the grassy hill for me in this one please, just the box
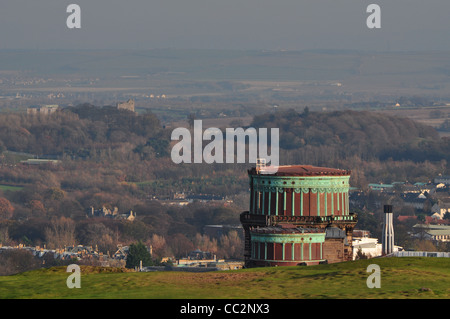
[0,258,449,299]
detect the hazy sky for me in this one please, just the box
[1,0,449,51]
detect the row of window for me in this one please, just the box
[251,241,323,262]
[250,189,349,217]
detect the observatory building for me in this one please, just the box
[240,164,357,267]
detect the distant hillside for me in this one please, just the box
[1,106,445,165]
[0,104,165,157]
[252,109,449,164]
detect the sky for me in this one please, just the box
[1,0,449,51]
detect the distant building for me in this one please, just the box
[400,184,422,194]
[435,183,446,189]
[88,206,136,221]
[188,249,214,260]
[20,159,61,165]
[27,105,59,115]
[113,245,129,260]
[425,216,450,225]
[391,251,450,258]
[434,175,450,185]
[353,236,381,259]
[352,229,402,259]
[241,164,357,267]
[413,224,450,242]
[176,249,218,267]
[173,192,186,200]
[368,183,394,192]
[203,225,244,239]
[401,193,427,210]
[431,200,450,219]
[117,99,135,112]
[0,244,128,268]
[213,261,244,270]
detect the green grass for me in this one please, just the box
[0,184,23,192]
[0,258,449,299]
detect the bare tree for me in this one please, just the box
[219,231,243,259]
[44,217,76,249]
[0,226,12,245]
[148,234,167,258]
[0,250,41,275]
[0,197,14,220]
[193,233,218,254]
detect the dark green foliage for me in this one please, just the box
[134,133,170,159]
[125,242,153,269]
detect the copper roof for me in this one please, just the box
[249,165,351,177]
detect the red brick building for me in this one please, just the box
[240,165,357,267]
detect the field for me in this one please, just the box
[0,184,23,192]
[2,50,450,102]
[0,258,449,299]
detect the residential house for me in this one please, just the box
[431,200,450,219]
[401,192,427,210]
[434,175,450,185]
[412,224,450,242]
[88,206,136,221]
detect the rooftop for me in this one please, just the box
[249,165,351,177]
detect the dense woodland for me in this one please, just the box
[252,108,449,186]
[0,104,449,265]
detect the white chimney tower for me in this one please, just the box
[382,205,394,255]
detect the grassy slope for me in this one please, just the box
[0,185,23,192]
[0,258,449,299]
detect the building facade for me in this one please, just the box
[240,165,357,267]
[88,206,136,221]
[27,105,59,115]
[117,99,135,112]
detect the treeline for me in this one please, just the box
[251,108,449,186]
[252,108,440,160]
[0,104,166,158]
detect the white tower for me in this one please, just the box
[382,205,394,255]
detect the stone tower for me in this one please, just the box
[117,99,135,112]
